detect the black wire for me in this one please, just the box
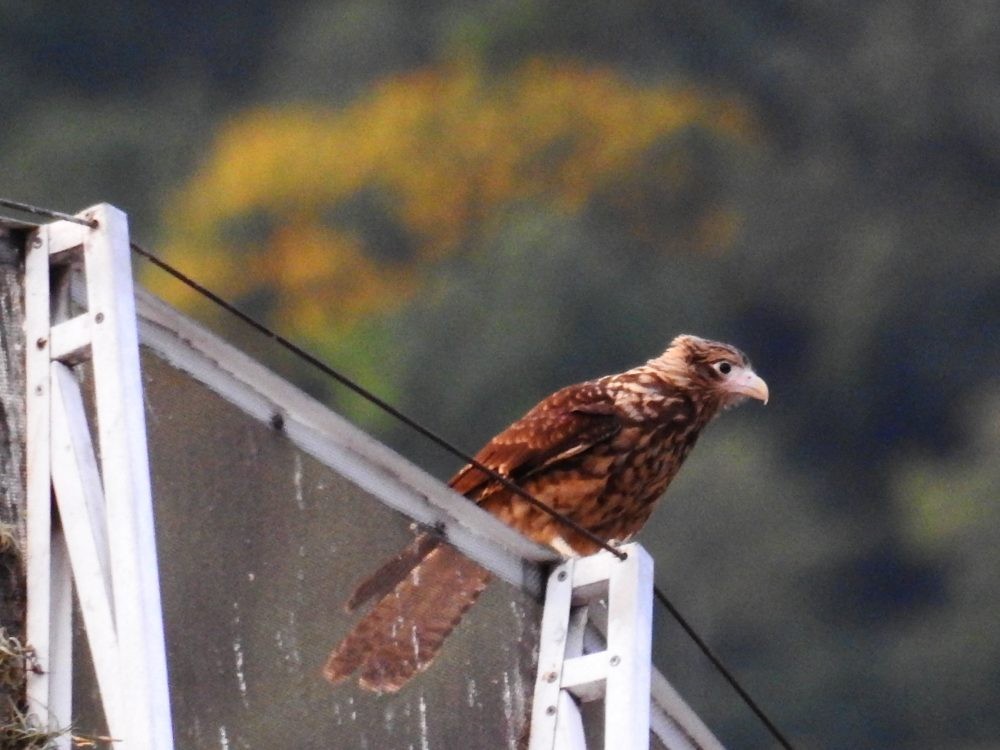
[0,198,97,228]
[653,586,795,749]
[6,198,792,749]
[128,241,626,561]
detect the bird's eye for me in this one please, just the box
[715,361,733,375]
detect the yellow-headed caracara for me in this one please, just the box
[324,334,769,692]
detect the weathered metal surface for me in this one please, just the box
[69,350,541,748]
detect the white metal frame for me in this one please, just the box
[24,204,174,748]
[529,543,654,750]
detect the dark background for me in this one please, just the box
[2,2,999,747]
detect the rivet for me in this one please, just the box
[34,385,43,395]
[94,312,104,324]
[609,655,621,667]
[545,705,557,716]
[545,671,557,683]
[556,570,567,582]
[35,337,46,349]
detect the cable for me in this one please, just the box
[0,198,97,228]
[128,241,626,562]
[653,586,795,749]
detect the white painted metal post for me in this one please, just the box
[530,556,578,749]
[48,521,73,745]
[82,204,173,749]
[529,543,654,750]
[25,222,72,745]
[600,545,653,749]
[23,205,174,749]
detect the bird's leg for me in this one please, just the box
[549,535,583,558]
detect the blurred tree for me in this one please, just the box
[151,59,752,415]
[884,388,1000,745]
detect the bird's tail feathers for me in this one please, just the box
[324,543,492,693]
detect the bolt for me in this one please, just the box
[94,312,104,324]
[609,655,621,667]
[35,337,46,349]
[545,671,557,683]
[545,705,557,716]
[556,570,567,582]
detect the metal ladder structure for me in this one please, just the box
[529,543,655,750]
[24,204,174,749]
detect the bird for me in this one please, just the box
[323,334,769,693]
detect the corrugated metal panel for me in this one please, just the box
[145,352,540,748]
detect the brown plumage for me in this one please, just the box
[323,334,768,692]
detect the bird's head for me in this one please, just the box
[652,334,769,409]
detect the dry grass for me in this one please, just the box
[0,699,63,750]
[0,523,17,555]
[0,527,67,750]
[0,630,63,750]
[0,628,30,694]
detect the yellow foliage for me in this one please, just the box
[151,58,752,341]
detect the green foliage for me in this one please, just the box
[882,392,1000,741]
[148,60,749,420]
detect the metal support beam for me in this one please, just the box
[529,543,654,750]
[24,204,174,748]
[25,220,66,743]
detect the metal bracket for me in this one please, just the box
[24,204,174,748]
[529,543,654,750]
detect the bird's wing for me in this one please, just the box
[345,385,619,614]
[449,381,622,500]
[327,386,622,689]
[344,532,441,613]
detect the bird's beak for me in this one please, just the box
[728,368,769,404]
